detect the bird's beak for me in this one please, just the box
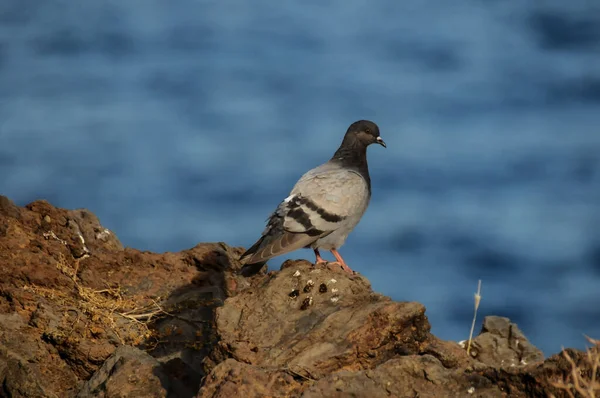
[376,136,386,148]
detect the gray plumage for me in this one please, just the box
[240,120,385,274]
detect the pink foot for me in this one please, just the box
[330,249,355,274]
[313,248,327,264]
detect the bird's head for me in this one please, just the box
[345,120,386,148]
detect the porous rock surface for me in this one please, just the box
[0,196,595,397]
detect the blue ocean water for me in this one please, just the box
[1,1,599,355]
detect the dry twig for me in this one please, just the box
[551,336,600,398]
[466,279,482,356]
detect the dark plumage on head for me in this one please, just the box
[341,120,386,149]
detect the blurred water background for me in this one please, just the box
[1,0,599,355]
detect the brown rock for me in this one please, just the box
[0,324,80,397]
[303,355,503,398]
[202,263,598,397]
[77,345,169,397]
[468,315,544,368]
[0,346,50,397]
[197,359,302,398]
[0,195,20,220]
[211,263,429,378]
[0,197,239,397]
[0,196,597,397]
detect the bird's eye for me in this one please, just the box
[365,128,371,134]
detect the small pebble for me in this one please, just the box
[319,283,327,293]
[300,297,313,310]
[293,270,301,277]
[330,296,339,303]
[303,280,315,293]
[288,289,300,299]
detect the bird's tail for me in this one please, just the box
[239,235,266,264]
[240,260,267,276]
[239,236,269,276]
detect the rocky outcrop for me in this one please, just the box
[76,346,170,397]
[197,264,583,398]
[0,195,597,397]
[0,196,243,397]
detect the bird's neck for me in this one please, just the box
[331,141,371,189]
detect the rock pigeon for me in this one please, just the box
[240,120,385,275]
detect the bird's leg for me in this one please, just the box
[314,248,327,264]
[330,249,354,273]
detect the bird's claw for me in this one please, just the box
[334,261,355,274]
[313,260,355,274]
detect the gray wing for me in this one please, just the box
[288,164,370,231]
[240,163,370,266]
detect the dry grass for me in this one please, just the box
[23,253,169,347]
[466,279,482,356]
[550,336,600,398]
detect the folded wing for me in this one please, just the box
[240,167,369,266]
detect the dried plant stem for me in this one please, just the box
[466,279,482,356]
[551,336,600,398]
